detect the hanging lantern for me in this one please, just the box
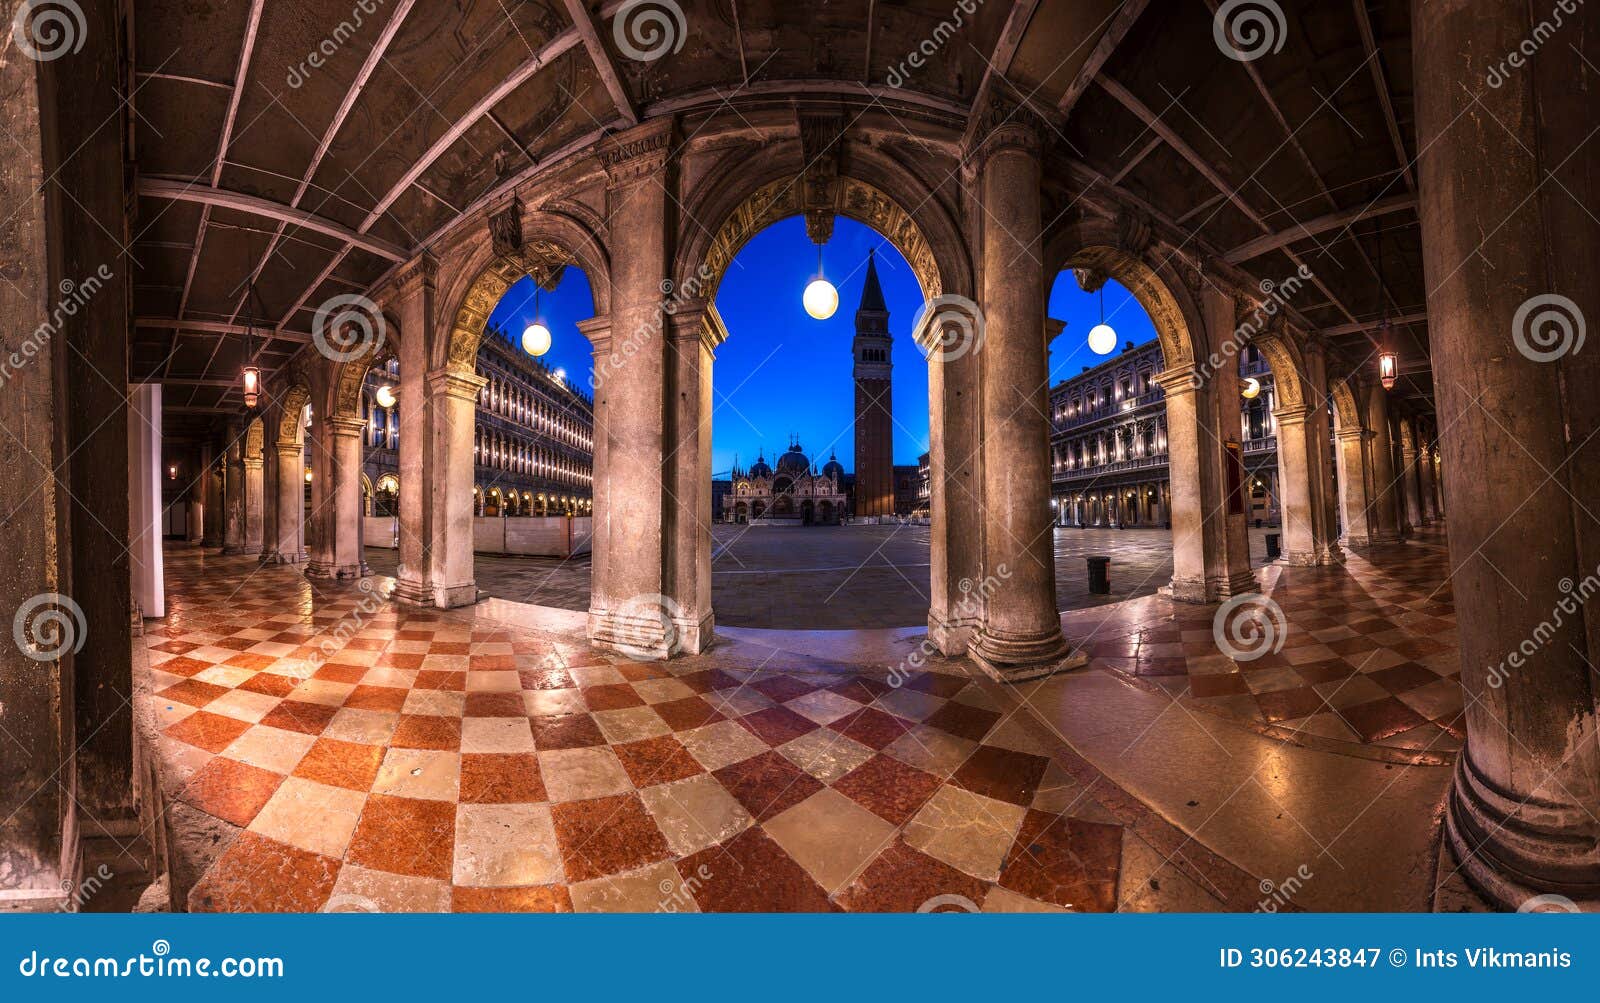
[803,243,838,320]
[1087,286,1117,355]
[241,365,260,408]
[1379,351,1399,391]
[1241,376,1262,399]
[304,467,314,484]
[375,384,397,408]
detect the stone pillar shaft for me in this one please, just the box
[327,416,365,578]
[1365,384,1402,543]
[1273,408,1318,565]
[1335,430,1373,547]
[1415,0,1600,908]
[663,307,718,654]
[393,264,435,605]
[242,455,265,556]
[426,369,485,607]
[221,440,246,554]
[967,125,1073,682]
[270,442,305,563]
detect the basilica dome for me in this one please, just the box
[776,443,811,477]
[748,452,772,478]
[822,452,845,481]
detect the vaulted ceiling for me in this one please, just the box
[128,0,1430,419]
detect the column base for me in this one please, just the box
[431,581,478,609]
[968,626,1087,684]
[1209,570,1260,599]
[305,559,334,579]
[1317,544,1344,565]
[391,576,433,606]
[590,605,677,660]
[927,609,980,656]
[670,610,715,656]
[1369,529,1402,545]
[1341,534,1370,548]
[1164,576,1211,604]
[1446,751,1600,911]
[263,551,305,565]
[1282,550,1321,567]
[220,544,245,555]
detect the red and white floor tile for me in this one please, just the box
[1062,528,1464,756]
[141,549,1135,913]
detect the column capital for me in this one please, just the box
[427,367,488,402]
[962,91,1045,168]
[387,252,437,299]
[598,117,676,187]
[667,298,729,353]
[325,415,366,438]
[1272,405,1312,425]
[1151,367,1201,397]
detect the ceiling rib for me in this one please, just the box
[1057,0,1150,117]
[970,0,1041,115]
[1352,0,1415,192]
[225,0,420,327]
[562,0,639,125]
[1225,195,1417,264]
[138,179,408,262]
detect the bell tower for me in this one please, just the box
[852,251,894,518]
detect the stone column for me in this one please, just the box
[966,109,1075,682]
[326,415,366,578]
[588,120,675,657]
[1418,428,1440,524]
[1415,0,1600,909]
[1198,287,1258,597]
[921,298,985,656]
[1398,417,1425,530]
[1334,428,1372,547]
[1271,405,1318,565]
[242,449,265,556]
[1155,371,1209,598]
[425,369,485,606]
[1302,340,1342,563]
[221,435,246,554]
[305,422,334,577]
[661,302,722,654]
[188,444,208,543]
[580,316,613,613]
[1364,383,1402,543]
[201,442,222,547]
[391,258,435,605]
[269,441,306,563]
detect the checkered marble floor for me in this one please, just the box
[1062,527,1464,755]
[140,548,1135,913]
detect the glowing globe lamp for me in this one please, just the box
[375,384,396,408]
[522,322,552,357]
[1087,323,1118,356]
[803,278,839,320]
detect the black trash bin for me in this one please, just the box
[1265,532,1281,561]
[1086,555,1111,595]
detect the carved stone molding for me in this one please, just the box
[797,111,844,244]
[1115,208,1154,258]
[964,91,1045,167]
[699,175,942,302]
[598,118,676,186]
[489,199,524,258]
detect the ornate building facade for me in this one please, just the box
[358,329,595,522]
[1051,341,1282,528]
[723,441,849,524]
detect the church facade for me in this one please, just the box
[724,441,849,524]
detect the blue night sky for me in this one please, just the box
[485,217,1159,477]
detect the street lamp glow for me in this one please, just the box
[522,322,552,357]
[1087,323,1118,355]
[803,278,839,320]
